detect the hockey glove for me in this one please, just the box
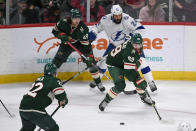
[88,31,97,41]
[58,34,69,44]
[58,99,68,108]
[83,54,95,67]
[135,59,142,70]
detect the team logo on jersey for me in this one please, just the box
[57,80,62,86]
[111,31,126,41]
[96,22,101,27]
[128,56,134,62]
[124,16,129,20]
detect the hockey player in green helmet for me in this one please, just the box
[52,8,105,92]
[89,4,157,93]
[99,33,155,111]
[19,63,68,131]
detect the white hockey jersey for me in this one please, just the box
[91,13,145,46]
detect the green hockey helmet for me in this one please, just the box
[70,8,82,18]
[44,63,57,75]
[131,33,143,53]
[131,33,143,45]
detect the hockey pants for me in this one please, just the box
[104,66,147,103]
[19,111,59,131]
[52,43,102,84]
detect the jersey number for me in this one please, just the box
[111,45,122,57]
[27,82,43,98]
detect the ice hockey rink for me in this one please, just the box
[0,80,196,131]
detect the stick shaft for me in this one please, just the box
[66,42,112,81]
[66,42,137,95]
[0,99,13,117]
[146,90,162,120]
[62,67,88,85]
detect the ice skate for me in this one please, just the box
[148,81,157,92]
[89,81,96,88]
[141,95,155,106]
[97,83,105,92]
[99,100,108,111]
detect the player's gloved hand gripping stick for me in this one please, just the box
[145,89,162,120]
[65,41,137,95]
[65,41,113,82]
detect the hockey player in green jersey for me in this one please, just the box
[19,63,68,131]
[52,8,105,92]
[99,33,155,111]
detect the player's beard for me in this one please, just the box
[113,18,122,24]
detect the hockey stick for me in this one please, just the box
[95,52,137,95]
[66,42,137,95]
[145,90,162,120]
[123,90,137,95]
[62,67,88,85]
[0,99,14,118]
[39,68,88,131]
[66,41,112,82]
[37,105,61,131]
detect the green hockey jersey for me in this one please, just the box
[106,40,141,70]
[19,75,67,113]
[52,19,89,45]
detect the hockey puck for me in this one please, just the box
[120,122,125,125]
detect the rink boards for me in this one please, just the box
[0,23,196,83]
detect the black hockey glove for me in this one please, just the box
[58,99,68,108]
[58,34,69,44]
[82,54,95,67]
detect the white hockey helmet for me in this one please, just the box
[111,5,123,15]
[177,122,192,131]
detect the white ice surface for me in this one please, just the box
[0,80,196,131]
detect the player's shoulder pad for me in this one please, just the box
[122,13,132,21]
[101,14,110,21]
[80,21,88,28]
[102,15,107,20]
[79,21,89,32]
[56,19,67,26]
[97,14,110,27]
[55,77,63,86]
[62,19,67,22]
[59,19,67,23]
[57,79,63,86]
[50,77,63,86]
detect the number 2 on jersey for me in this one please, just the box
[110,45,122,57]
[27,82,43,97]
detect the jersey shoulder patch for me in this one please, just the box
[122,13,131,20]
[100,15,109,23]
[58,19,67,23]
[57,79,63,87]
[53,77,63,87]
[123,16,129,20]
[102,15,107,20]
[78,22,89,34]
[63,19,67,21]
[56,19,67,28]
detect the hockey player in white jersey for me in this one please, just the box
[88,4,157,92]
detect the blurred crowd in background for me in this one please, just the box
[0,0,196,25]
